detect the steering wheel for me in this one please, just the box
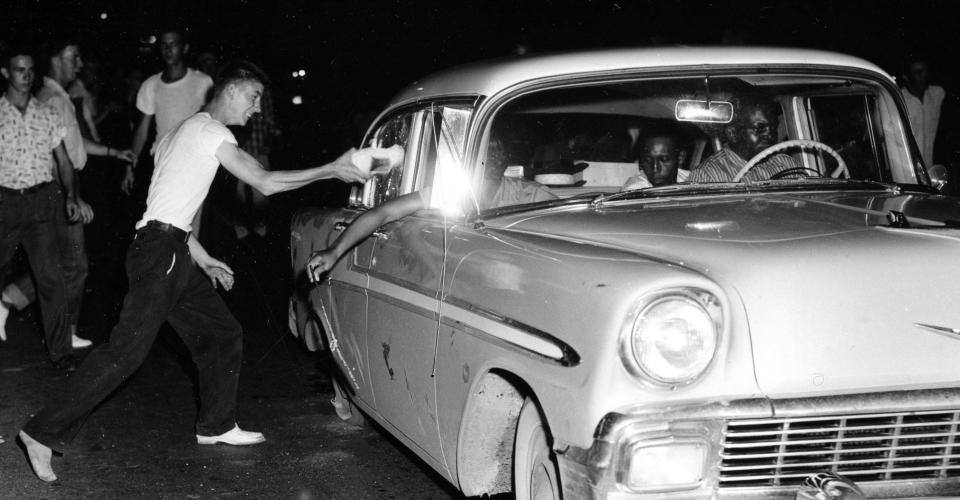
[769,166,823,180]
[732,139,849,182]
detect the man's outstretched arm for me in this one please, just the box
[216,142,369,196]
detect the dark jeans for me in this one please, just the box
[4,214,87,336]
[22,225,243,452]
[0,183,70,361]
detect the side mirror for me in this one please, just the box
[928,164,949,191]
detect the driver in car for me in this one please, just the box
[687,93,801,182]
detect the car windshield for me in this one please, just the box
[476,72,918,212]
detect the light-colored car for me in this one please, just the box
[289,47,960,499]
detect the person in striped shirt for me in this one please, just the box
[687,94,800,183]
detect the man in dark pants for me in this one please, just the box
[0,46,80,366]
[19,60,369,482]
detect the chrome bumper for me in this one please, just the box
[556,388,960,499]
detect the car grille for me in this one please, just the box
[720,409,960,487]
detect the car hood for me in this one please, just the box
[495,190,960,397]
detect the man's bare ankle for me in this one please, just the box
[18,430,57,482]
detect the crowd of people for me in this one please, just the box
[1,27,369,482]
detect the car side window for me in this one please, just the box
[360,111,420,207]
[807,95,888,181]
[418,105,473,214]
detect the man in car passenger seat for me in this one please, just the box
[18,60,369,483]
[621,130,690,190]
[687,93,801,182]
[481,135,556,209]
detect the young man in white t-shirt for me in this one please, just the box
[19,61,370,483]
[122,28,213,194]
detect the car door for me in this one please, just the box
[321,110,424,411]
[365,104,473,469]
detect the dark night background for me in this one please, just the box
[8,0,960,168]
[4,3,960,496]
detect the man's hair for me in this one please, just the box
[641,121,681,142]
[39,37,77,62]
[157,24,189,42]
[36,36,78,77]
[733,92,780,126]
[2,42,34,70]
[212,59,270,98]
[901,53,929,75]
[637,120,688,154]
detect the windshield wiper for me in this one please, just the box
[590,183,701,207]
[591,178,902,208]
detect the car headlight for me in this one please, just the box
[621,289,721,386]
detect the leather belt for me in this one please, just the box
[142,220,190,243]
[0,181,52,196]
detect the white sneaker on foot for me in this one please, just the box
[0,300,9,342]
[71,334,92,349]
[196,424,265,446]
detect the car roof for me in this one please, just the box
[387,46,893,108]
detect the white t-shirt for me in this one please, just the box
[137,113,236,232]
[37,77,87,170]
[621,168,690,190]
[901,85,945,165]
[136,68,213,153]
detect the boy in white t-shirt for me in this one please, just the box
[19,61,370,483]
[123,28,213,194]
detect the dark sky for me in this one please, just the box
[7,0,960,158]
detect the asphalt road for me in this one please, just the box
[0,215,468,499]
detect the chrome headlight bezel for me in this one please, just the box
[619,288,723,388]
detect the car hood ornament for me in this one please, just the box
[796,472,866,500]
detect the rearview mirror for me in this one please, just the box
[675,100,734,123]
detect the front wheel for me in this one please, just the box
[514,398,562,500]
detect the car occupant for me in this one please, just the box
[687,93,801,182]
[621,129,689,190]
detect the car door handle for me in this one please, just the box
[335,221,388,239]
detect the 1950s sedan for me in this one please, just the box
[289,47,960,499]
